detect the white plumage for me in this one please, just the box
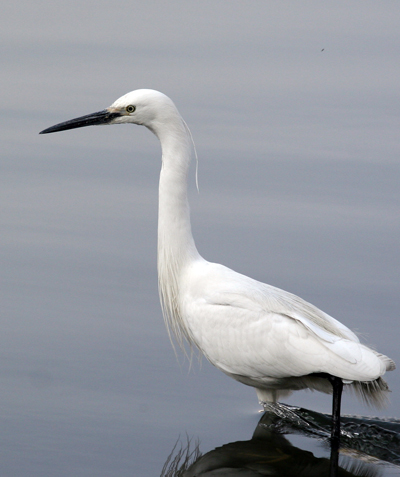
[40,89,395,410]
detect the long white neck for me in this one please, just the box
[155,112,200,346]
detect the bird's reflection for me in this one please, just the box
[161,404,400,476]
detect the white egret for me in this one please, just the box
[40,89,395,445]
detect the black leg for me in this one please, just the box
[329,375,343,442]
[328,375,343,477]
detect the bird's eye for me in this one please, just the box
[126,105,136,113]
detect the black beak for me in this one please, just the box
[39,109,122,134]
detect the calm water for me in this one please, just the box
[2,2,400,475]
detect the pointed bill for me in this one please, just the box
[39,110,122,134]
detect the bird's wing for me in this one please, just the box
[181,262,385,380]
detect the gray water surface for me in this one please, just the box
[2,2,400,475]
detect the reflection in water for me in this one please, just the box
[161,437,201,477]
[262,403,400,465]
[162,404,400,476]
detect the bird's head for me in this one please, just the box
[39,89,179,136]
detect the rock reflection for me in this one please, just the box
[162,404,400,476]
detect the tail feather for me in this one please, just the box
[374,352,396,372]
[347,377,391,409]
